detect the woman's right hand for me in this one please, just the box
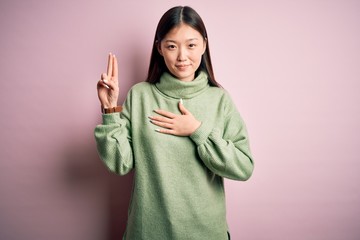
[97,53,119,108]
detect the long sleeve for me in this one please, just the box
[92,78,253,239]
[94,102,134,175]
[190,97,254,181]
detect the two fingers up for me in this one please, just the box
[97,53,119,108]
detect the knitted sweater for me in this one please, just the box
[94,71,254,240]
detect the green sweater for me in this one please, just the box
[94,71,254,240]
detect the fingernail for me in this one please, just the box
[180,98,183,104]
[155,129,161,132]
[103,79,107,83]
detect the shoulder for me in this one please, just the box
[207,86,240,118]
[207,86,234,105]
[125,82,153,98]
[129,82,152,92]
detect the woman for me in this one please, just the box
[95,6,254,240]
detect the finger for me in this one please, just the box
[148,115,173,123]
[154,109,177,119]
[101,73,108,80]
[107,53,113,77]
[178,100,190,115]
[155,128,175,135]
[97,80,110,89]
[150,120,173,129]
[112,54,118,79]
[102,79,116,90]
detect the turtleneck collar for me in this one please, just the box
[155,71,209,99]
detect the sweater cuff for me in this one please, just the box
[102,112,122,125]
[190,121,213,145]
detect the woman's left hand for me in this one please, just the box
[149,100,201,136]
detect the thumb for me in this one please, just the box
[178,98,190,115]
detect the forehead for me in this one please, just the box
[163,23,203,41]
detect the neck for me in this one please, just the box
[155,71,209,99]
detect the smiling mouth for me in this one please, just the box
[176,64,190,70]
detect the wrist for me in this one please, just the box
[101,102,117,109]
[101,105,123,114]
[192,121,202,134]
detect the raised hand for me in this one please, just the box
[149,100,201,136]
[97,53,119,108]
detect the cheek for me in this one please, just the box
[190,51,203,62]
[162,52,176,64]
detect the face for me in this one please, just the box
[158,23,207,82]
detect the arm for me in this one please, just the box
[94,53,134,175]
[149,95,254,180]
[94,107,134,175]
[190,101,254,181]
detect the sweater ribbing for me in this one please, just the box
[155,71,209,99]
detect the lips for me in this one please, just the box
[175,64,190,70]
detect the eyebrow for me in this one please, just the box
[164,38,199,43]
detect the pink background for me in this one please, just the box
[1,0,359,239]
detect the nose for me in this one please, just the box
[177,47,187,62]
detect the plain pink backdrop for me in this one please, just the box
[1,0,359,239]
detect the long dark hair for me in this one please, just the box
[146,6,220,87]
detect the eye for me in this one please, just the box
[166,45,176,50]
[189,43,197,48]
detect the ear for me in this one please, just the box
[202,38,207,55]
[156,40,163,56]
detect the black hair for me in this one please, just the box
[146,6,220,87]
